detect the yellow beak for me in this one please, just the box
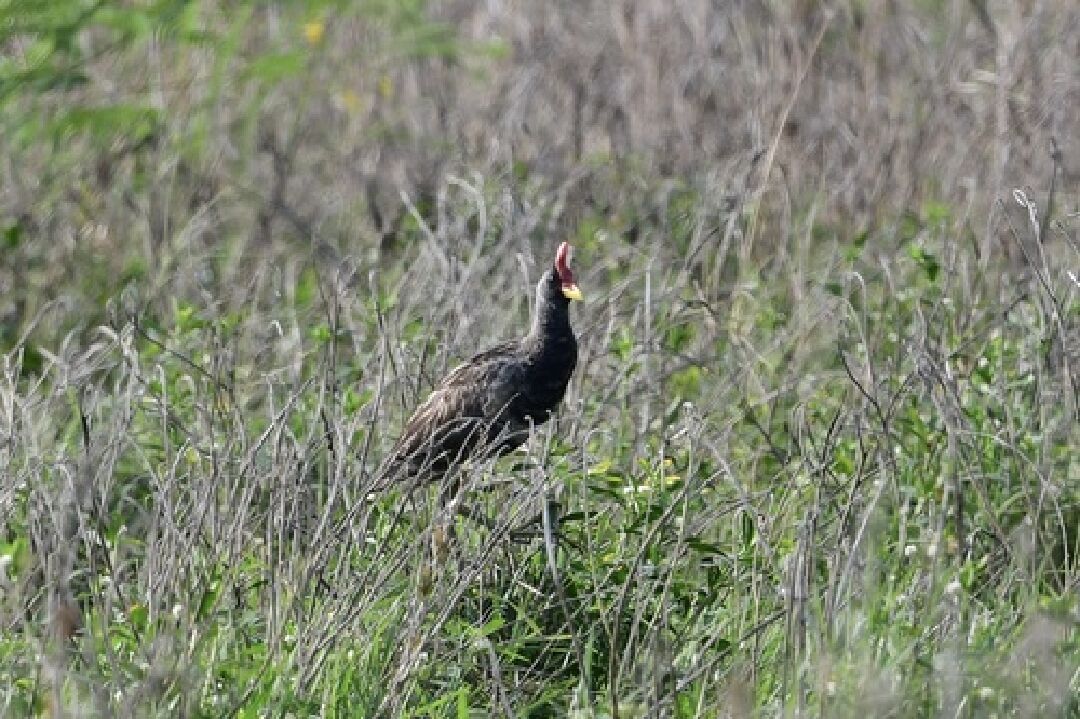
[561,284,583,301]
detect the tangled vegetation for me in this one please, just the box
[0,1,1077,716]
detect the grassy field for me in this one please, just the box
[0,1,1077,716]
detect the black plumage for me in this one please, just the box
[380,243,582,487]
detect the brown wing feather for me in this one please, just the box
[382,341,528,483]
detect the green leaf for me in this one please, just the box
[128,602,149,632]
[175,302,207,333]
[907,244,940,283]
[49,103,160,144]
[844,229,869,260]
[295,266,319,307]
[343,387,373,414]
[922,199,951,225]
[687,538,725,556]
[3,222,21,248]
[92,6,153,40]
[245,51,307,82]
[456,687,470,719]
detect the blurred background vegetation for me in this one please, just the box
[0,0,1077,716]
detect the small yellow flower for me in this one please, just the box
[377,74,394,98]
[303,20,325,45]
[337,89,362,114]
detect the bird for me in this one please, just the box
[379,242,583,491]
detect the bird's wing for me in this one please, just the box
[437,341,525,415]
[385,342,526,476]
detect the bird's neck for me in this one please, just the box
[523,294,572,358]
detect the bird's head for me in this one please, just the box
[553,242,583,302]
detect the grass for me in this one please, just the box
[0,0,1078,716]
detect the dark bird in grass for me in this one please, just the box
[380,242,583,489]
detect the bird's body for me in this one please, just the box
[381,243,582,487]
